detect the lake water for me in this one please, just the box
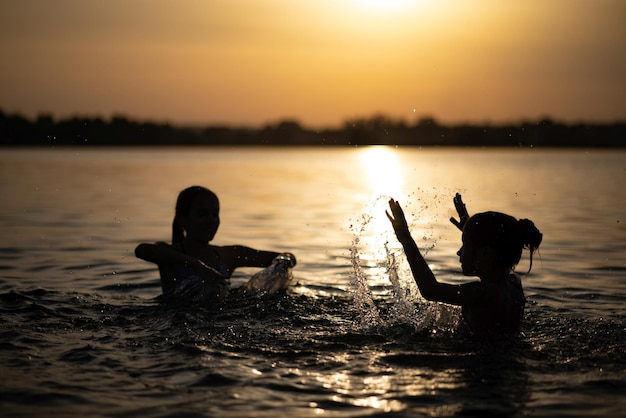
[1,146,625,417]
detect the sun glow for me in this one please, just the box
[359,146,404,200]
[356,0,413,12]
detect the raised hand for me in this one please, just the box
[449,193,469,231]
[386,198,412,244]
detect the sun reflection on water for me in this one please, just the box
[307,355,469,414]
[358,146,406,244]
[359,146,404,201]
[352,146,407,290]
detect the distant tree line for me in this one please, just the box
[1,110,624,147]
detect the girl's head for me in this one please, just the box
[172,186,220,244]
[459,211,542,276]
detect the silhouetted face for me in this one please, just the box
[459,220,492,276]
[182,193,220,242]
[458,233,477,276]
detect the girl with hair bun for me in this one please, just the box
[386,194,542,337]
[135,186,296,304]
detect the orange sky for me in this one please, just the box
[1,0,624,128]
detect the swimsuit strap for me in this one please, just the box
[181,242,229,276]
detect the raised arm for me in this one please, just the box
[386,199,461,305]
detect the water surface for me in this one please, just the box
[1,146,625,417]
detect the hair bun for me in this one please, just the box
[516,218,543,252]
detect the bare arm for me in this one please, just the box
[386,199,462,305]
[225,246,296,270]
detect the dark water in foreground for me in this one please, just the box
[1,147,625,417]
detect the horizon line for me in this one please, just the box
[2,108,625,131]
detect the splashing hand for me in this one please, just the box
[386,198,412,244]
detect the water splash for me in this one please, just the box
[349,194,412,331]
[349,208,383,330]
[349,194,461,334]
[383,241,421,325]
